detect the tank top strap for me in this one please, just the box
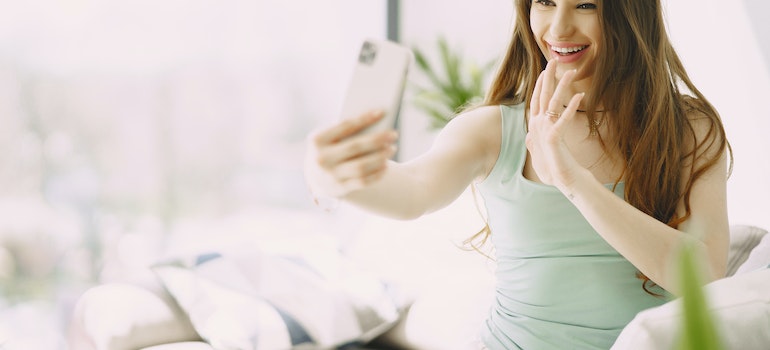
[483,103,527,186]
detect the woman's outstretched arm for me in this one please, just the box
[305,106,501,220]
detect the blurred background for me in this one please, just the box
[0,0,767,348]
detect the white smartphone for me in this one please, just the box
[339,39,412,135]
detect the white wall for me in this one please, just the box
[398,0,514,160]
[663,0,770,229]
[399,0,770,230]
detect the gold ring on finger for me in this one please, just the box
[545,110,561,119]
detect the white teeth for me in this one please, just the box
[552,45,587,54]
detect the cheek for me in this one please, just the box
[529,19,548,55]
[529,11,545,37]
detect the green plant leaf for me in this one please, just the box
[412,47,444,89]
[411,99,453,128]
[409,38,495,130]
[676,242,724,350]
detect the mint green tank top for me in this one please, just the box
[477,104,666,349]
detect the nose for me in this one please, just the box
[549,8,575,39]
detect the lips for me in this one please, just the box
[551,45,588,55]
[548,43,590,63]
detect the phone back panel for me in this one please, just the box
[340,39,411,134]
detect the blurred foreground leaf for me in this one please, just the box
[676,242,724,350]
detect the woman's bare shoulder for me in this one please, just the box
[679,96,728,171]
[445,104,503,132]
[680,96,724,144]
[435,105,504,178]
[438,105,502,145]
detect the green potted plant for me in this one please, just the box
[410,37,495,129]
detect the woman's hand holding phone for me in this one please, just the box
[304,110,398,200]
[305,39,409,203]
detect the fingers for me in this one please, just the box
[535,60,579,118]
[530,60,583,133]
[531,72,544,117]
[306,110,398,198]
[317,129,397,168]
[547,68,578,116]
[313,110,385,145]
[554,92,585,130]
[332,144,397,183]
[539,60,557,113]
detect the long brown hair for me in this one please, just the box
[466,0,731,292]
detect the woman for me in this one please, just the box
[305,0,730,348]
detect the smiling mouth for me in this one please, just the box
[551,45,588,55]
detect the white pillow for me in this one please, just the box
[736,232,770,275]
[141,342,215,350]
[726,225,767,277]
[611,267,770,350]
[152,246,405,350]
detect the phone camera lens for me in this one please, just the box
[359,41,377,65]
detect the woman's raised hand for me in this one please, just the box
[304,110,398,199]
[526,60,585,190]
